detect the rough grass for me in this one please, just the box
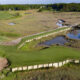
[2,64,80,80]
[0,11,13,20]
[0,32,21,42]
[0,11,20,20]
[0,36,9,42]
[0,32,21,37]
[0,10,80,39]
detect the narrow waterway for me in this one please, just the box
[40,36,68,46]
[40,28,80,46]
[67,29,80,40]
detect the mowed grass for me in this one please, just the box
[0,45,80,67]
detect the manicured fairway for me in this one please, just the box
[0,45,80,67]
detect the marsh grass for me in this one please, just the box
[2,64,80,80]
[0,11,80,39]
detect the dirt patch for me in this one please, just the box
[0,57,8,71]
[0,38,22,46]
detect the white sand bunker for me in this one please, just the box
[8,22,16,25]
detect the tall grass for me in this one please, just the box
[2,64,80,80]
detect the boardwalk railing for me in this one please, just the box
[11,59,80,72]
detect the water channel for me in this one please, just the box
[40,28,80,46]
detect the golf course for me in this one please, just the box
[0,4,80,80]
[0,10,80,67]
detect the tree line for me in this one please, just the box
[46,3,80,12]
[0,3,80,12]
[0,5,42,10]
